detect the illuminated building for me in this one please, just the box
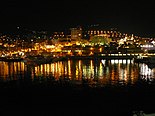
[70,27,82,41]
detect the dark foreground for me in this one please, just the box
[0,79,155,116]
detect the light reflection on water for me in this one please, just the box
[0,59,155,86]
[0,61,25,81]
[139,63,155,81]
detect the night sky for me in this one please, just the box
[0,0,155,37]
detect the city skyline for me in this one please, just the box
[0,0,155,37]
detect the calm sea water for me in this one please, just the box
[0,59,155,86]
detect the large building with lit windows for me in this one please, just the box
[70,27,82,41]
[83,24,141,42]
[86,29,126,41]
[53,32,65,39]
[51,24,144,46]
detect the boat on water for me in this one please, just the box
[23,55,53,66]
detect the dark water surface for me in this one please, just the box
[0,59,155,116]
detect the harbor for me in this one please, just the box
[0,35,155,115]
[0,0,155,115]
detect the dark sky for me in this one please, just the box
[0,0,155,37]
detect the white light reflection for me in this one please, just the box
[101,59,106,66]
[111,59,119,64]
[140,64,152,76]
[30,59,144,86]
[111,59,132,64]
